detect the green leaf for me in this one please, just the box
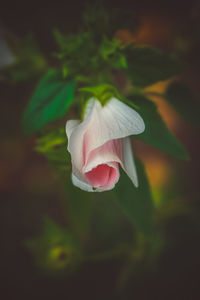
[66,175,95,238]
[127,94,189,159]
[36,127,70,172]
[22,70,76,135]
[165,81,200,126]
[125,46,183,87]
[114,159,154,235]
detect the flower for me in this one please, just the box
[66,97,145,192]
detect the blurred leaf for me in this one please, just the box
[114,159,155,235]
[1,33,47,81]
[25,217,82,273]
[22,70,76,135]
[36,127,70,172]
[83,4,110,39]
[54,30,98,76]
[125,46,183,87]
[99,37,127,69]
[83,4,138,38]
[88,193,134,252]
[127,93,189,159]
[66,175,95,239]
[165,81,200,126]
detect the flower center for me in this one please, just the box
[85,163,118,188]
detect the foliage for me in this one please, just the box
[0,34,47,81]
[22,70,76,135]
[114,159,155,236]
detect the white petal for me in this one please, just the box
[66,120,80,151]
[67,98,96,171]
[66,120,80,141]
[83,97,96,119]
[71,173,94,192]
[121,137,138,187]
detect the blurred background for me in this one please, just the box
[1,0,200,299]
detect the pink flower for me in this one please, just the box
[66,97,145,192]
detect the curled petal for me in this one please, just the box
[71,173,94,192]
[121,137,138,187]
[83,139,122,173]
[85,162,119,190]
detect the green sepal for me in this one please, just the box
[79,83,121,107]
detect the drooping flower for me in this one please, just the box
[66,97,145,192]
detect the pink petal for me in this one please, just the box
[85,162,119,189]
[83,139,123,172]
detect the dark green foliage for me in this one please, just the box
[1,34,47,81]
[25,218,82,273]
[22,70,76,135]
[125,46,183,87]
[54,29,127,80]
[83,4,137,38]
[114,159,155,236]
[165,81,200,126]
[126,94,189,159]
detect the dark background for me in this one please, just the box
[1,0,200,299]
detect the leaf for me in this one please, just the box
[114,159,154,235]
[22,70,76,135]
[125,46,183,87]
[127,94,189,159]
[36,127,70,172]
[88,193,134,252]
[165,81,200,126]
[66,175,95,238]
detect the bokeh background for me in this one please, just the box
[1,0,200,299]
